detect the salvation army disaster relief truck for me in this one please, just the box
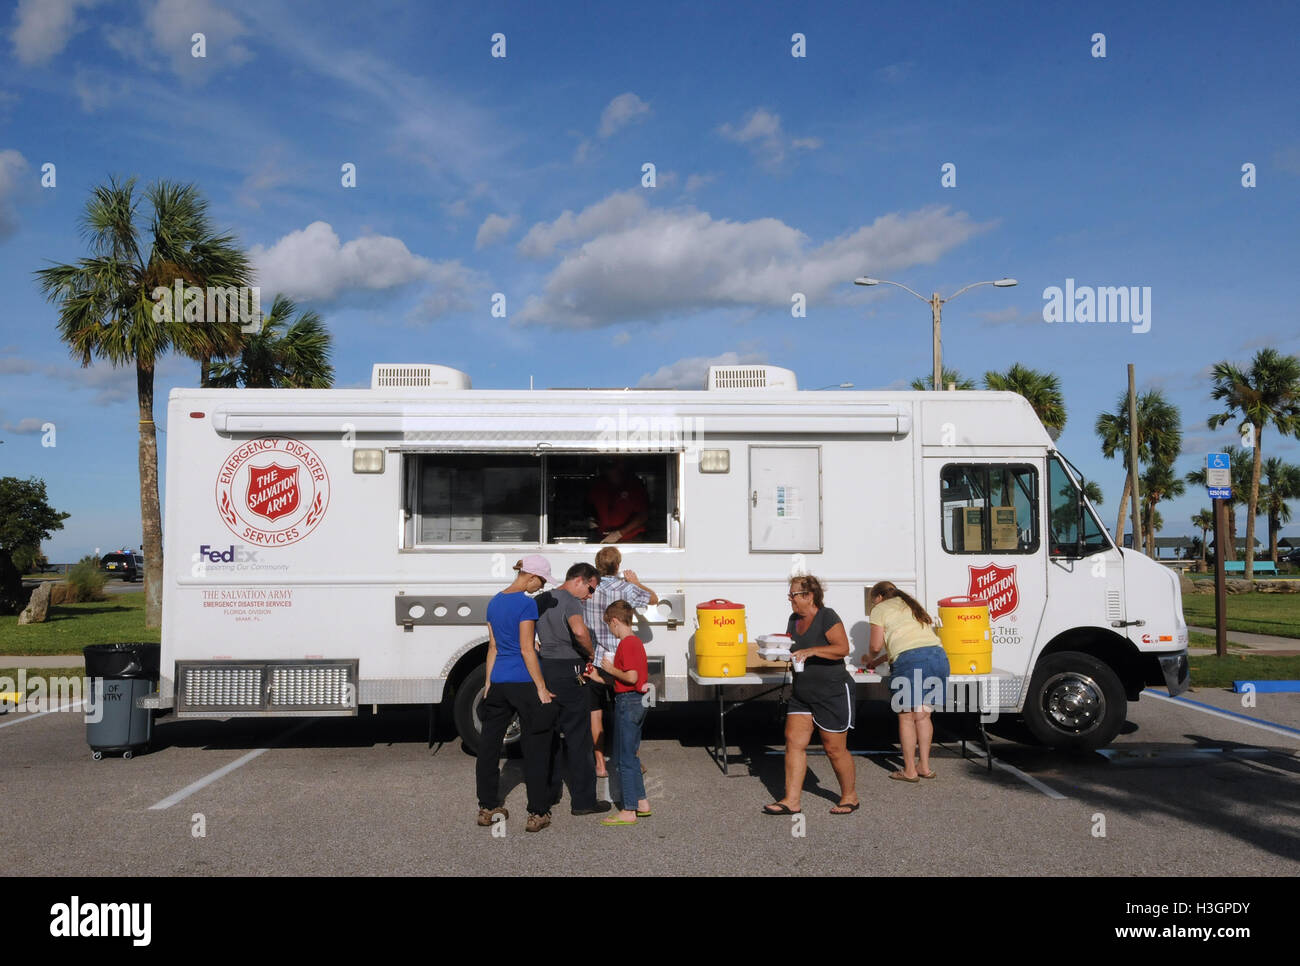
[158,363,1189,751]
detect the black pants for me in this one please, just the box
[475,681,556,816]
[542,659,598,810]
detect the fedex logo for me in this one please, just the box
[198,544,261,563]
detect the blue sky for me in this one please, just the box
[1,0,1298,561]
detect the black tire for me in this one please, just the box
[1022,651,1127,750]
[451,664,521,756]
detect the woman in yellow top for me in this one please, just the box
[862,581,950,782]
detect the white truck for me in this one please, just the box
[158,363,1189,751]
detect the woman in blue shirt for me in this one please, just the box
[477,555,559,832]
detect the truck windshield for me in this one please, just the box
[1048,454,1112,557]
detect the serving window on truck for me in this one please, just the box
[940,463,1040,554]
[403,453,678,547]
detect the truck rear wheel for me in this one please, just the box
[1023,651,1126,750]
[452,664,521,756]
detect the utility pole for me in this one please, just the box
[1127,364,1142,553]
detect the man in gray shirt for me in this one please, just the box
[534,562,610,815]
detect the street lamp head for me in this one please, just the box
[993,278,1017,287]
[853,277,879,286]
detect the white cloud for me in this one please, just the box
[875,62,914,84]
[475,213,517,250]
[517,190,647,258]
[719,108,819,170]
[9,0,99,66]
[250,221,479,319]
[637,351,766,389]
[2,417,48,435]
[144,0,253,79]
[234,148,298,209]
[599,92,650,138]
[977,306,1039,328]
[515,196,991,329]
[73,67,132,112]
[1,353,189,405]
[684,173,715,193]
[0,149,30,240]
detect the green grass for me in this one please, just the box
[0,591,158,656]
[1181,591,1300,639]
[1187,631,1252,649]
[1187,654,1300,689]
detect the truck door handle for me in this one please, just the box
[1111,619,1145,628]
[752,491,757,507]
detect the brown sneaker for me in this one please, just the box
[525,812,552,833]
[477,806,508,827]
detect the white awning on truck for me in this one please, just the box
[208,398,911,449]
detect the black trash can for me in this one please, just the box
[84,643,160,760]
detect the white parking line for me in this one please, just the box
[1143,690,1300,743]
[0,700,86,729]
[148,719,314,810]
[964,747,1069,799]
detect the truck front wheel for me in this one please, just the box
[1023,651,1126,750]
[452,664,521,756]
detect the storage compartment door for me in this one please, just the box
[748,446,822,552]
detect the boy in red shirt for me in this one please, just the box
[585,600,651,825]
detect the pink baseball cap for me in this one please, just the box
[519,554,554,585]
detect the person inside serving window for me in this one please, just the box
[586,459,649,544]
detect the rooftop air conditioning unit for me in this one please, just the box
[371,364,472,390]
[707,365,798,391]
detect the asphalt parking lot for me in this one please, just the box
[2,685,1297,876]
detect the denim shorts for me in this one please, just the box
[888,645,950,710]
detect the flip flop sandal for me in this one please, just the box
[888,772,920,783]
[919,771,937,779]
[829,803,861,814]
[601,817,637,826]
[636,810,652,817]
[762,803,802,815]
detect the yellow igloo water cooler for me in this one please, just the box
[695,599,748,677]
[936,596,992,674]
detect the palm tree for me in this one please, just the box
[1207,348,1300,578]
[1185,445,1254,560]
[208,294,334,388]
[984,363,1067,438]
[1257,457,1300,565]
[1140,461,1185,556]
[35,177,252,627]
[1096,389,1182,547]
[910,367,974,391]
[1191,508,1214,568]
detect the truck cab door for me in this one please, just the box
[923,459,1047,681]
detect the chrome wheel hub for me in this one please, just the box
[1041,672,1104,735]
[472,690,521,743]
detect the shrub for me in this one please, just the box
[61,554,107,603]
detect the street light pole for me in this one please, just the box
[854,277,1018,389]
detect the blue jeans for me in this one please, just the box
[610,691,648,808]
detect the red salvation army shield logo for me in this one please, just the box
[216,437,330,547]
[967,563,1018,621]
[246,463,299,521]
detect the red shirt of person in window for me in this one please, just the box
[588,461,649,543]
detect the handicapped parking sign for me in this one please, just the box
[1206,452,1231,499]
